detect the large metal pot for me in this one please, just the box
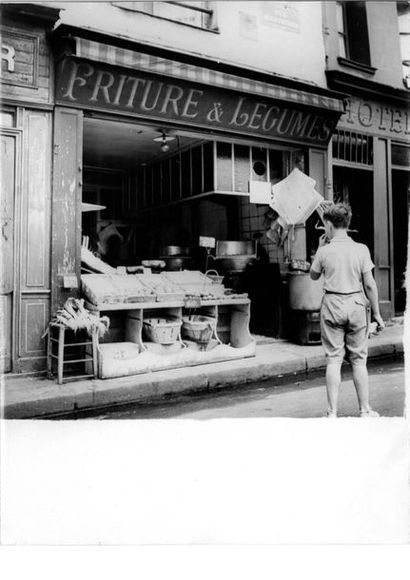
[160,245,192,257]
[288,272,324,311]
[213,256,256,273]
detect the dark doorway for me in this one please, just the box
[392,169,409,314]
[332,166,374,257]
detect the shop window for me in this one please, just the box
[336,1,372,70]
[397,2,410,89]
[332,130,373,166]
[112,2,218,31]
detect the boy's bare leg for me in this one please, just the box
[326,363,342,415]
[352,364,371,412]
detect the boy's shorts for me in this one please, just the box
[320,293,370,366]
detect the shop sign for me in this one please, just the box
[0,28,39,87]
[56,58,339,146]
[338,97,410,140]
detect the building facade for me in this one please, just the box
[8,2,403,376]
[323,1,410,319]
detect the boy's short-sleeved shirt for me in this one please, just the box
[311,235,374,293]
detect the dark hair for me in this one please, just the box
[323,202,352,229]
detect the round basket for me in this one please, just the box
[143,317,182,344]
[205,269,224,284]
[182,316,214,344]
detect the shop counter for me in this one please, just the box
[85,297,255,379]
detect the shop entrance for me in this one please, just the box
[333,165,374,257]
[392,169,409,314]
[80,116,293,273]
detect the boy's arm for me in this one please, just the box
[362,271,385,330]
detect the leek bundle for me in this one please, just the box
[52,298,110,338]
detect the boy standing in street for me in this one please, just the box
[310,202,385,418]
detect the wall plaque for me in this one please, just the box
[0,27,39,88]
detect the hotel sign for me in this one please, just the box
[0,27,39,87]
[338,97,410,140]
[56,58,341,146]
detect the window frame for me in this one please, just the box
[111,1,219,33]
[335,1,376,74]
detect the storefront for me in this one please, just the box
[327,85,410,318]
[2,19,346,375]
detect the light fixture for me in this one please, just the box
[153,131,175,153]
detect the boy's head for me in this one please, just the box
[323,202,352,230]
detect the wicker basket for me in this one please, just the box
[143,317,182,344]
[182,316,215,344]
[205,270,224,284]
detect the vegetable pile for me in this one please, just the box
[52,298,110,338]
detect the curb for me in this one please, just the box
[2,332,403,419]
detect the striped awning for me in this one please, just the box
[72,37,345,113]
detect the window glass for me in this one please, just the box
[391,145,410,167]
[112,2,215,30]
[337,1,371,65]
[397,2,410,87]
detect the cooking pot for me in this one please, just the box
[212,256,256,273]
[161,256,195,271]
[160,245,192,256]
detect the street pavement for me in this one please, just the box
[76,356,405,420]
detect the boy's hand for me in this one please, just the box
[318,234,329,248]
[374,314,385,331]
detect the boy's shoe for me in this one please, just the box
[359,409,380,418]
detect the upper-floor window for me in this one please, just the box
[397,2,410,88]
[112,2,217,31]
[336,1,371,67]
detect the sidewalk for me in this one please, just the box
[1,322,405,419]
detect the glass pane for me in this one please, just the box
[400,34,410,60]
[181,150,192,197]
[191,145,203,195]
[162,159,171,203]
[170,155,181,200]
[336,2,345,33]
[216,142,233,191]
[203,141,214,192]
[338,34,346,58]
[392,145,410,167]
[234,144,250,193]
[156,2,204,27]
[251,147,267,182]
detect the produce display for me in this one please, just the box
[81,274,154,305]
[135,274,185,302]
[81,271,247,306]
[163,271,226,300]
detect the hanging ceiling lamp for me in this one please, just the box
[153,131,175,153]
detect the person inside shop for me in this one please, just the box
[103,233,123,267]
[309,202,385,418]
